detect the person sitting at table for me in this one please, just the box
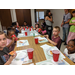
[64,39,75,63]
[6,29,16,52]
[22,21,29,28]
[39,24,47,35]
[44,26,61,49]
[12,22,21,36]
[33,23,40,32]
[0,31,17,65]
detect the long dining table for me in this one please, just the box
[14,35,75,65]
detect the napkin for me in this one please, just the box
[17,40,29,47]
[40,44,51,50]
[10,59,23,65]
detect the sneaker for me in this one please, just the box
[64,42,67,45]
[62,40,65,42]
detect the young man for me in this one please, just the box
[61,9,71,45]
[45,26,61,49]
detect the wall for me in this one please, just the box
[10,9,17,22]
[0,21,2,31]
[11,9,35,27]
[30,9,35,27]
[0,9,12,29]
[44,9,65,39]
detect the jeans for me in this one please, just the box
[46,25,53,39]
[62,27,69,42]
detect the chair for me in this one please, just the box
[59,39,62,50]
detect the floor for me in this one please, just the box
[60,42,67,53]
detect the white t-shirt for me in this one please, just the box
[64,48,75,63]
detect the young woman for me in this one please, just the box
[45,10,53,39]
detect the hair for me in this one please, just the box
[72,10,75,13]
[24,21,27,23]
[45,10,51,16]
[54,26,60,31]
[0,31,6,37]
[68,39,75,46]
[12,22,16,26]
[41,24,45,28]
[35,23,39,28]
[7,27,12,30]
[45,10,53,18]
[7,29,14,35]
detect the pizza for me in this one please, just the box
[9,51,16,55]
[50,51,53,55]
[19,41,23,43]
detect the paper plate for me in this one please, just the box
[15,51,27,60]
[40,62,54,65]
[46,50,53,56]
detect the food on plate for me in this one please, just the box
[9,51,16,55]
[19,41,23,43]
[39,39,45,41]
[50,51,53,55]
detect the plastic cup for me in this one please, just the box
[52,50,60,62]
[25,32,27,36]
[11,35,16,38]
[23,28,25,30]
[29,28,31,31]
[27,48,34,59]
[26,27,28,29]
[31,26,33,28]
[11,35,18,41]
[34,37,38,44]
[33,33,35,37]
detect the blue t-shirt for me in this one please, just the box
[15,28,19,33]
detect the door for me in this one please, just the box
[16,9,24,26]
[0,9,12,29]
[16,9,31,26]
[23,9,32,26]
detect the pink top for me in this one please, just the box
[6,38,15,52]
[41,30,46,35]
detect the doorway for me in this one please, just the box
[35,9,45,27]
[69,9,75,14]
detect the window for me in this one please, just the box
[39,11,44,19]
[36,11,44,22]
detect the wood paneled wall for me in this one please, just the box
[0,9,12,29]
[69,9,75,14]
[16,9,32,26]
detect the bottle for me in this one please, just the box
[33,33,35,37]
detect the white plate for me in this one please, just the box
[15,51,27,60]
[39,62,54,65]
[46,50,53,56]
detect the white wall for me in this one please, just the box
[30,9,35,27]
[50,9,65,39]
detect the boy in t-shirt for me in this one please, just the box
[45,26,61,49]
[0,31,17,65]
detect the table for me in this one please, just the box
[14,36,75,65]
